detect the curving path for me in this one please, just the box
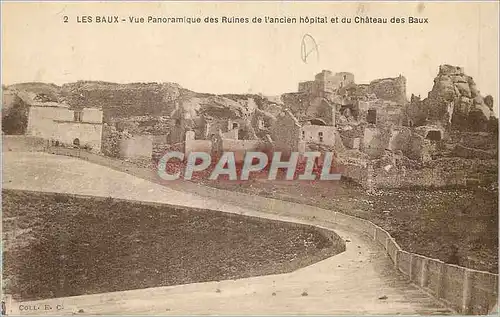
[2,152,453,315]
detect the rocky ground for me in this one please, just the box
[2,189,344,301]
[203,177,499,273]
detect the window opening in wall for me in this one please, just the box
[318,131,324,143]
[367,109,377,124]
[74,111,83,122]
[258,119,265,129]
[302,130,305,140]
[232,122,239,129]
[426,130,442,141]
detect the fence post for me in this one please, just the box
[436,262,446,299]
[373,227,377,240]
[385,236,389,250]
[461,269,472,314]
[409,255,414,281]
[420,258,429,288]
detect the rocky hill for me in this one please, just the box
[6,82,61,102]
[3,81,282,122]
[407,65,496,132]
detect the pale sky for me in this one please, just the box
[2,2,499,110]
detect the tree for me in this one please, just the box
[2,96,29,135]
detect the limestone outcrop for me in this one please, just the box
[407,65,496,132]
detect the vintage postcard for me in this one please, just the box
[1,1,498,315]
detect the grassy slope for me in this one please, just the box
[2,189,343,301]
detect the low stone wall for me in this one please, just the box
[447,131,498,151]
[185,139,212,155]
[221,139,265,162]
[118,135,153,159]
[334,211,499,315]
[340,157,498,189]
[453,144,497,160]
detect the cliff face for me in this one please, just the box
[408,65,496,132]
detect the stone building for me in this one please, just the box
[301,121,337,147]
[298,70,355,98]
[19,91,103,151]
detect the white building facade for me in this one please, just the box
[26,101,103,151]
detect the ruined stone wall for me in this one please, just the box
[304,97,336,125]
[361,127,394,158]
[364,101,404,127]
[452,144,497,160]
[446,131,498,151]
[404,98,428,126]
[312,71,355,96]
[281,92,309,117]
[313,70,335,95]
[368,76,407,105]
[298,81,314,93]
[26,106,73,137]
[168,121,186,144]
[221,128,238,140]
[118,135,153,159]
[101,124,121,157]
[370,158,497,189]
[406,134,432,162]
[221,139,266,163]
[270,111,302,155]
[185,138,212,155]
[82,108,103,124]
[387,127,411,152]
[337,158,369,185]
[334,72,355,88]
[341,157,497,189]
[152,135,170,160]
[302,124,337,147]
[205,119,232,137]
[52,121,102,152]
[359,125,443,163]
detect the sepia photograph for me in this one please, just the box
[1,1,499,315]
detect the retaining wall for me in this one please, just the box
[341,212,499,315]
